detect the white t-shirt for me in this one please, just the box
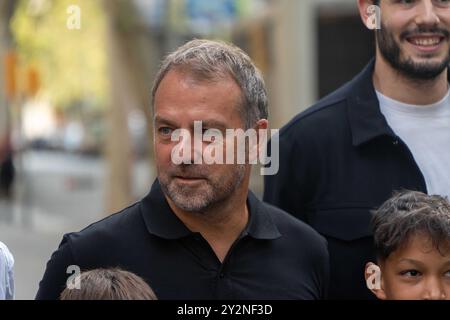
[0,241,14,300]
[376,89,450,199]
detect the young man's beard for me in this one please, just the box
[376,22,450,81]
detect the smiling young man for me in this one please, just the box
[365,191,450,300]
[264,0,450,299]
[36,40,329,300]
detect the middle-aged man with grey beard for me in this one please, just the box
[264,0,450,300]
[36,39,329,300]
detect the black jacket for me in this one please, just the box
[264,59,428,300]
[36,180,329,300]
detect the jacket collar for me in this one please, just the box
[346,58,396,147]
[347,58,450,147]
[140,180,281,240]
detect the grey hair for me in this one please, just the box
[372,190,450,261]
[151,39,268,129]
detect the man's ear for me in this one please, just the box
[248,119,269,163]
[357,0,380,30]
[365,262,387,300]
[255,119,268,131]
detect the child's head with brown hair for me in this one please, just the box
[60,268,157,300]
[365,190,450,300]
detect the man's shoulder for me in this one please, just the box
[35,201,148,300]
[280,80,354,139]
[64,201,144,250]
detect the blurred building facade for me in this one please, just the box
[139,0,374,128]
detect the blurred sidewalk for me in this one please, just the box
[0,150,153,299]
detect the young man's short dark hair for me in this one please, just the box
[60,268,157,300]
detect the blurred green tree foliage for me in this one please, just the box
[11,0,107,111]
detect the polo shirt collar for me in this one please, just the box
[140,180,281,240]
[245,191,281,240]
[140,180,192,240]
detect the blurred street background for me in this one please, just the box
[0,0,374,299]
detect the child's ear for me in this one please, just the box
[365,262,387,300]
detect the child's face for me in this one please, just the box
[367,233,450,300]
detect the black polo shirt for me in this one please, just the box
[36,180,329,300]
[264,58,431,300]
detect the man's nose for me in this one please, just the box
[171,129,203,165]
[183,130,203,165]
[415,1,441,27]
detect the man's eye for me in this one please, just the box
[158,127,173,136]
[434,0,450,6]
[400,270,422,277]
[445,270,450,277]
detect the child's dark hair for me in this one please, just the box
[60,268,157,300]
[372,190,450,261]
